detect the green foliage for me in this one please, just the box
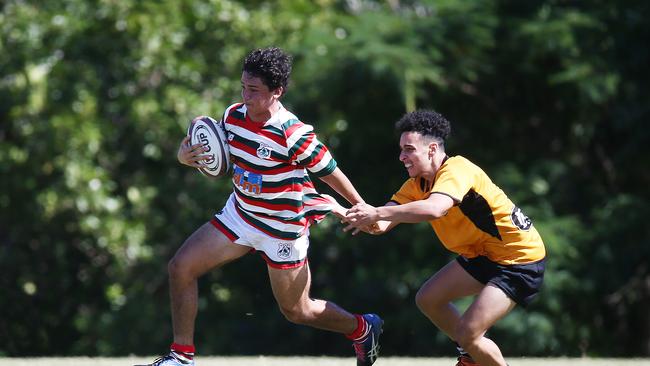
[1,0,649,358]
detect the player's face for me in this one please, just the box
[399,131,435,178]
[241,72,282,121]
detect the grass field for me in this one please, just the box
[1,357,649,366]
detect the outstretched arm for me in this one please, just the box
[320,194,348,219]
[344,193,455,234]
[342,202,399,236]
[318,167,365,205]
[320,193,385,235]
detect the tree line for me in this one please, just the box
[1,0,649,357]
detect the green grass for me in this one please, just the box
[1,357,649,366]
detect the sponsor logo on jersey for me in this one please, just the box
[233,166,263,195]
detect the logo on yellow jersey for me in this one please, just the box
[511,206,532,231]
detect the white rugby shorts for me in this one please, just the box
[210,195,309,269]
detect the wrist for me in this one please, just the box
[332,205,345,217]
[376,206,388,221]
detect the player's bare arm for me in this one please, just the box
[319,191,373,231]
[346,193,454,230]
[318,167,365,205]
[320,194,348,219]
[359,201,400,235]
[320,193,383,235]
[338,202,398,236]
[346,216,395,236]
[177,135,209,168]
[318,168,387,235]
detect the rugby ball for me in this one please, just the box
[187,116,231,178]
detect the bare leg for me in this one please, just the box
[415,260,484,338]
[168,222,250,345]
[267,262,357,334]
[415,260,517,366]
[455,284,516,366]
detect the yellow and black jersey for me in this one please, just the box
[391,155,545,265]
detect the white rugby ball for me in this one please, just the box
[187,116,231,178]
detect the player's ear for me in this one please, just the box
[272,86,284,98]
[428,142,437,156]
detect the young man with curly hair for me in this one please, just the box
[139,47,382,366]
[337,110,546,366]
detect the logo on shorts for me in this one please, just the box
[511,206,532,231]
[277,242,292,259]
[256,143,272,159]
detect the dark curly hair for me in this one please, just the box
[395,109,451,145]
[243,47,292,94]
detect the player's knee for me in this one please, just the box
[278,305,310,325]
[455,320,482,350]
[415,286,441,312]
[168,255,191,280]
[414,288,429,311]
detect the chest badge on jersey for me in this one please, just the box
[227,133,234,141]
[256,143,273,159]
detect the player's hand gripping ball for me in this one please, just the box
[187,116,231,178]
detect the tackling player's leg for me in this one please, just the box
[415,259,485,365]
[415,260,483,333]
[454,284,515,366]
[416,256,538,366]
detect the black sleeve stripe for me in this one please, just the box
[430,191,461,204]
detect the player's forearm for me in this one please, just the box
[319,168,365,205]
[376,201,443,223]
[371,202,399,233]
[374,220,398,234]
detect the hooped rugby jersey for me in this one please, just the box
[220,103,335,240]
[391,156,545,265]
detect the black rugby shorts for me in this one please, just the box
[456,255,546,307]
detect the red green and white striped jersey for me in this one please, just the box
[221,103,335,240]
